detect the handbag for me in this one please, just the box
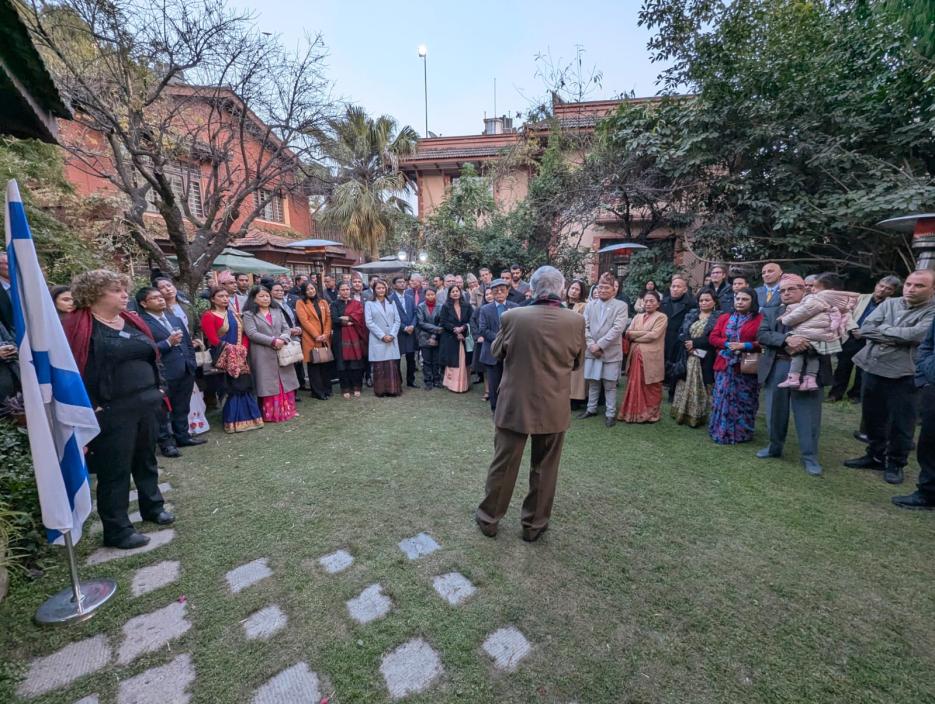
[464,323,474,354]
[311,345,334,364]
[740,351,761,375]
[187,387,210,435]
[195,349,219,375]
[277,339,304,366]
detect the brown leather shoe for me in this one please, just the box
[521,525,548,543]
[475,514,497,538]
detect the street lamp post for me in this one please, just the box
[418,44,428,137]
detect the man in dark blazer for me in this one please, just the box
[475,279,517,412]
[661,275,697,400]
[137,287,205,458]
[391,275,418,387]
[476,266,585,542]
[0,252,13,333]
[756,273,829,476]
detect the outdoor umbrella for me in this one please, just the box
[205,247,289,274]
[597,242,649,254]
[352,256,414,275]
[286,239,343,248]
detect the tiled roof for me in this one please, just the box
[407,144,515,161]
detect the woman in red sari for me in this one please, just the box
[330,281,367,398]
[618,290,668,423]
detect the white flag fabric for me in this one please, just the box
[5,180,99,545]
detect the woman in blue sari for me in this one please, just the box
[201,287,263,433]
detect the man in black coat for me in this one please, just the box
[475,279,517,412]
[0,252,15,333]
[137,287,205,458]
[661,274,697,401]
[756,274,829,476]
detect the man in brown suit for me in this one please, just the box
[476,266,586,542]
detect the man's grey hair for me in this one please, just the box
[410,272,422,282]
[880,275,902,289]
[530,265,565,299]
[804,274,818,282]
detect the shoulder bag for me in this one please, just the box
[740,351,761,375]
[277,339,304,366]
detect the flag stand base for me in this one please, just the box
[35,578,117,625]
[34,531,116,626]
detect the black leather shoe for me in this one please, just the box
[160,445,182,458]
[577,410,598,420]
[843,454,883,470]
[825,394,842,403]
[177,437,206,447]
[605,416,616,427]
[522,525,548,543]
[884,465,905,485]
[475,514,497,538]
[144,510,175,525]
[853,431,869,443]
[892,491,935,511]
[104,531,150,549]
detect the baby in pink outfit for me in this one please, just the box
[777,273,858,391]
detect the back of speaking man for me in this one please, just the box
[475,266,585,542]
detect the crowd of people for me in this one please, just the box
[2,250,934,550]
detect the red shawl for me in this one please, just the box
[63,308,156,374]
[340,299,366,361]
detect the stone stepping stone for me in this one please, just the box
[431,572,476,606]
[73,696,100,704]
[346,583,393,625]
[482,626,531,672]
[17,635,111,699]
[318,549,353,574]
[398,532,440,560]
[131,560,181,597]
[128,482,173,503]
[243,605,288,640]
[226,558,273,594]
[85,529,176,566]
[117,601,191,665]
[117,653,195,704]
[380,638,443,700]
[252,662,320,704]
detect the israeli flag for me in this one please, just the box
[5,180,99,545]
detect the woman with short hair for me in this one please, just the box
[331,281,367,398]
[243,286,300,422]
[63,270,172,549]
[364,279,402,397]
[707,288,764,444]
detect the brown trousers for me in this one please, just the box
[477,426,566,534]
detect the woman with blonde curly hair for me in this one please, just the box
[62,270,172,550]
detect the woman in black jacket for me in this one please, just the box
[438,285,473,393]
[670,289,723,427]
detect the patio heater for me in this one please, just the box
[877,213,935,271]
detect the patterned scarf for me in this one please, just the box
[718,313,752,366]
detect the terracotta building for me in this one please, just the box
[400,94,700,283]
[59,85,359,278]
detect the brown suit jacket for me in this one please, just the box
[492,304,585,435]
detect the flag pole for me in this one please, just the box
[35,530,116,626]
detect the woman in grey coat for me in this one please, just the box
[243,286,300,422]
[364,279,402,397]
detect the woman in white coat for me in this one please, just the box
[364,279,402,397]
[243,286,300,422]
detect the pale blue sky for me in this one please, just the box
[234,0,666,137]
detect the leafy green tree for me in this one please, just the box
[315,106,418,259]
[637,0,935,277]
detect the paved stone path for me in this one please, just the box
[318,548,353,574]
[226,558,273,594]
[242,605,287,641]
[117,601,191,665]
[131,560,181,597]
[380,638,443,700]
[251,662,320,704]
[398,532,440,560]
[116,654,195,704]
[127,482,173,504]
[85,529,176,566]
[17,635,111,699]
[482,626,532,671]
[72,696,100,704]
[346,583,393,625]
[432,572,476,606]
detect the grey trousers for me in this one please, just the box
[763,358,823,465]
[586,378,617,417]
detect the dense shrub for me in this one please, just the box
[0,420,44,566]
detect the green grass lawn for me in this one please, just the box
[2,380,934,704]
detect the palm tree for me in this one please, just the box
[314,106,418,258]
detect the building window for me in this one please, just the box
[257,189,284,223]
[146,162,204,218]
